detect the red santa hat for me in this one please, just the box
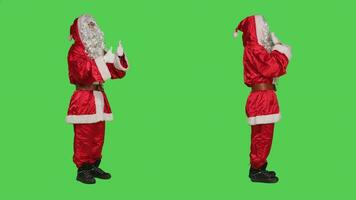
[69,18,83,46]
[234,15,292,60]
[233,16,254,38]
[233,15,271,48]
[69,15,106,59]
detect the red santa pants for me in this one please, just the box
[73,121,105,168]
[250,123,274,169]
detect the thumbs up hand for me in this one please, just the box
[117,41,124,57]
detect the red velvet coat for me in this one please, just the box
[236,15,291,125]
[66,18,129,124]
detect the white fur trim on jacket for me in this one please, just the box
[66,113,113,124]
[66,91,113,124]
[248,113,281,125]
[272,44,292,60]
[114,55,128,71]
[95,56,112,81]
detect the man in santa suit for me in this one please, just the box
[66,14,129,184]
[234,15,291,183]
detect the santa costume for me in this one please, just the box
[234,15,291,183]
[66,14,129,184]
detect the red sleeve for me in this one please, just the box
[119,53,129,69]
[251,45,289,78]
[106,53,129,79]
[107,63,126,79]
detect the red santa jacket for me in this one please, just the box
[66,17,129,124]
[235,15,291,125]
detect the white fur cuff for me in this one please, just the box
[114,56,128,71]
[248,113,281,125]
[272,44,292,60]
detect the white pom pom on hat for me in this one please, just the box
[233,31,238,38]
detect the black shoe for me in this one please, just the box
[249,166,278,183]
[260,162,276,177]
[249,170,279,183]
[76,164,96,184]
[91,159,111,180]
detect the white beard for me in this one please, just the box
[262,21,278,83]
[78,15,105,59]
[260,19,274,53]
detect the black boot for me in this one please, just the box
[77,163,96,184]
[91,160,111,180]
[249,164,278,183]
[260,162,276,177]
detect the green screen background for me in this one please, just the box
[1,0,355,199]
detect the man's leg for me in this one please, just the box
[90,121,111,179]
[91,121,105,162]
[250,123,274,168]
[249,123,278,183]
[73,123,96,184]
